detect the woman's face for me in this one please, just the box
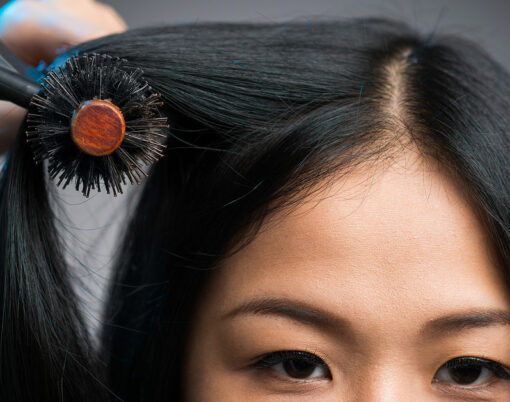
[183,149,510,401]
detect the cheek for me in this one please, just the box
[183,335,288,402]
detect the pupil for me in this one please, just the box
[283,359,316,378]
[449,366,482,384]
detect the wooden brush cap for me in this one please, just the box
[71,99,125,156]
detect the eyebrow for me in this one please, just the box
[222,297,356,341]
[422,309,510,338]
[221,297,510,340]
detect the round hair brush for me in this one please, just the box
[0,51,169,197]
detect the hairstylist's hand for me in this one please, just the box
[0,0,127,153]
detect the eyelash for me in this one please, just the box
[252,350,330,379]
[251,351,510,389]
[447,357,510,376]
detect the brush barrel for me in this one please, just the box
[71,99,126,156]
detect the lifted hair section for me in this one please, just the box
[0,130,110,401]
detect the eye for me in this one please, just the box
[252,350,331,380]
[433,356,510,387]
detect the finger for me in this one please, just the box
[30,1,128,34]
[94,2,128,31]
[48,3,128,39]
[1,21,80,65]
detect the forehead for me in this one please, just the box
[207,148,510,327]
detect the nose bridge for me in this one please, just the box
[348,359,429,402]
[338,316,428,402]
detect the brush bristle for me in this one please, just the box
[26,53,169,197]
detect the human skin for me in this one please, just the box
[183,145,510,401]
[0,0,127,153]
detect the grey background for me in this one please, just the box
[1,0,509,337]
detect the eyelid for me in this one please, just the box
[252,350,327,369]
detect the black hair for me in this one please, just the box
[1,16,509,401]
[0,125,110,400]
